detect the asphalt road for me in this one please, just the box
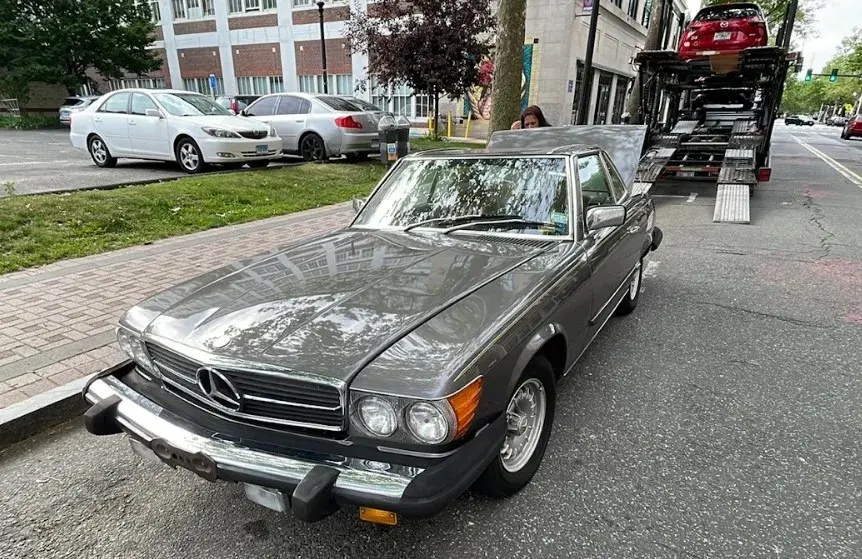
[0,129,304,197]
[1,125,860,558]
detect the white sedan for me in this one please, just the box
[70,88,283,173]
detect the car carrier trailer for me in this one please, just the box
[632,1,801,224]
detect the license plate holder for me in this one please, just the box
[714,32,732,41]
[149,438,219,482]
[371,139,380,148]
[679,171,695,178]
[256,144,268,153]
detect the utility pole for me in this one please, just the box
[576,0,601,125]
[317,1,329,94]
[625,0,668,124]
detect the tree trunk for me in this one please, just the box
[626,0,667,124]
[489,0,527,134]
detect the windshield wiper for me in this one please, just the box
[403,214,522,232]
[443,218,557,234]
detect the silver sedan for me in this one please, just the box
[241,92,387,162]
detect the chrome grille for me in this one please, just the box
[145,342,344,431]
[239,130,267,139]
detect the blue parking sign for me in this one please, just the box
[209,74,216,89]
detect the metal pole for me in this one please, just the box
[317,1,329,94]
[576,0,600,125]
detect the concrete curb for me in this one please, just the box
[0,374,95,451]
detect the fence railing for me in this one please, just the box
[0,99,21,117]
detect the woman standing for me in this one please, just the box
[510,105,552,129]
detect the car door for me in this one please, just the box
[577,152,630,327]
[600,151,649,272]
[93,92,132,154]
[270,95,310,151]
[128,92,170,158]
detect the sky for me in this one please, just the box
[687,0,858,71]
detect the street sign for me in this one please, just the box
[209,73,216,89]
[583,0,593,12]
[568,80,574,92]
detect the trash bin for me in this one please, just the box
[395,115,410,158]
[378,115,398,165]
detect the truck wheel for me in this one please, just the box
[475,355,556,498]
[615,259,643,316]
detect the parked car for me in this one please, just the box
[69,89,283,173]
[841,115,862,139]
[81,126,662,525]
[829,115,849,127]
[785,114,815,126]
[679,2,769,60]
[215,95,261,115]
[58,95,102,126]
[241,92,384,162]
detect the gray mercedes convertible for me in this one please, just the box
[82,125,662,525]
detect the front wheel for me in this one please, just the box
[615,259,643,316]
[475,356,556,498]
[176,138,206,174]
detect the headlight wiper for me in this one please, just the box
[403,214,523,232]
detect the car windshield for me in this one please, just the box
[153,93,232,116]
[354,157,571,236]
[695,6,760,21]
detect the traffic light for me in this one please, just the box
[830,68,839,82]
[805,69,812,82]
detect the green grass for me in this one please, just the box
[0,116,59,129]
[0,163,386,274]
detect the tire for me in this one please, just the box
[300,133,326,162]
[247,160,270,169]
[615,259,643,316]
[475,356,556,498]
[176,137,206,174]
[88,135,117,168]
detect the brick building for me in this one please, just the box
[99,0,687,126]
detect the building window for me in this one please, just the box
[611,76,632,124]
[570,61,585,125]
[183,77,223,95]
[627,0,638,19]
[230,0,277,13]
[370,81,427,118]
[136,0,161,22]
[642,0,653,27]
[298,74,354,95]
[293,0,344,7]
[172,0,215,20]
[109,77,168,90]
[237,75,284,95]
[613,0,623,8]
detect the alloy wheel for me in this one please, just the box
[629,261,642,299]
[501,379,547,473]
[179,142,200,171]
[91,139,107,164]
[301,136,324,161]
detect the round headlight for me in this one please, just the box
[117,328,135,360]
[406,402,450,444]
[357,396,397,437]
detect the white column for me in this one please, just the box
[606,75,618,124]
[278,1,299,91]
[350,0,370,99]
[158,0,182,89]
[586,70,600,125]
[214,2,237,95]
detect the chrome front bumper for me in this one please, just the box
[84,375,419,499]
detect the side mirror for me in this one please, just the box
[145,108,164,119]
[586,206,626,232]
[351,197,365,214]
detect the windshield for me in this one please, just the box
[354,157,571,236]
[153,93,232,116]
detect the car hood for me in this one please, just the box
[135,229,558,383]
[180,114,269,133]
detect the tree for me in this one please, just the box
[1,0,160,97]
[345,0,494,139]
[487,0,526,134]
[626,0,667,124]
[701,0,824,41]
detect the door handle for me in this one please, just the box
[128,119,136,125]
[627,225,641,234]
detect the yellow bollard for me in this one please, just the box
[447,113,452,138]
[465,114,472,139]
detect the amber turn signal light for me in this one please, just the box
[447,376,484,440]
[359,507,398,525]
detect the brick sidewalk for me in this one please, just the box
[0,203,352,408]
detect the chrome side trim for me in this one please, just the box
[588,269,634,326]
[85,376,420,499]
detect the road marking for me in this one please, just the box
[686,193,698,203]
[793,136,862,189]
[0,160,75,167]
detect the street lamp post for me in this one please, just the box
[317,1,329,94]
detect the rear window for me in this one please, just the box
[63,97,84,107]
[695,6,761,21]
[316,96,363,111]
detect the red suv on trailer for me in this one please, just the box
[679,2,769,60]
